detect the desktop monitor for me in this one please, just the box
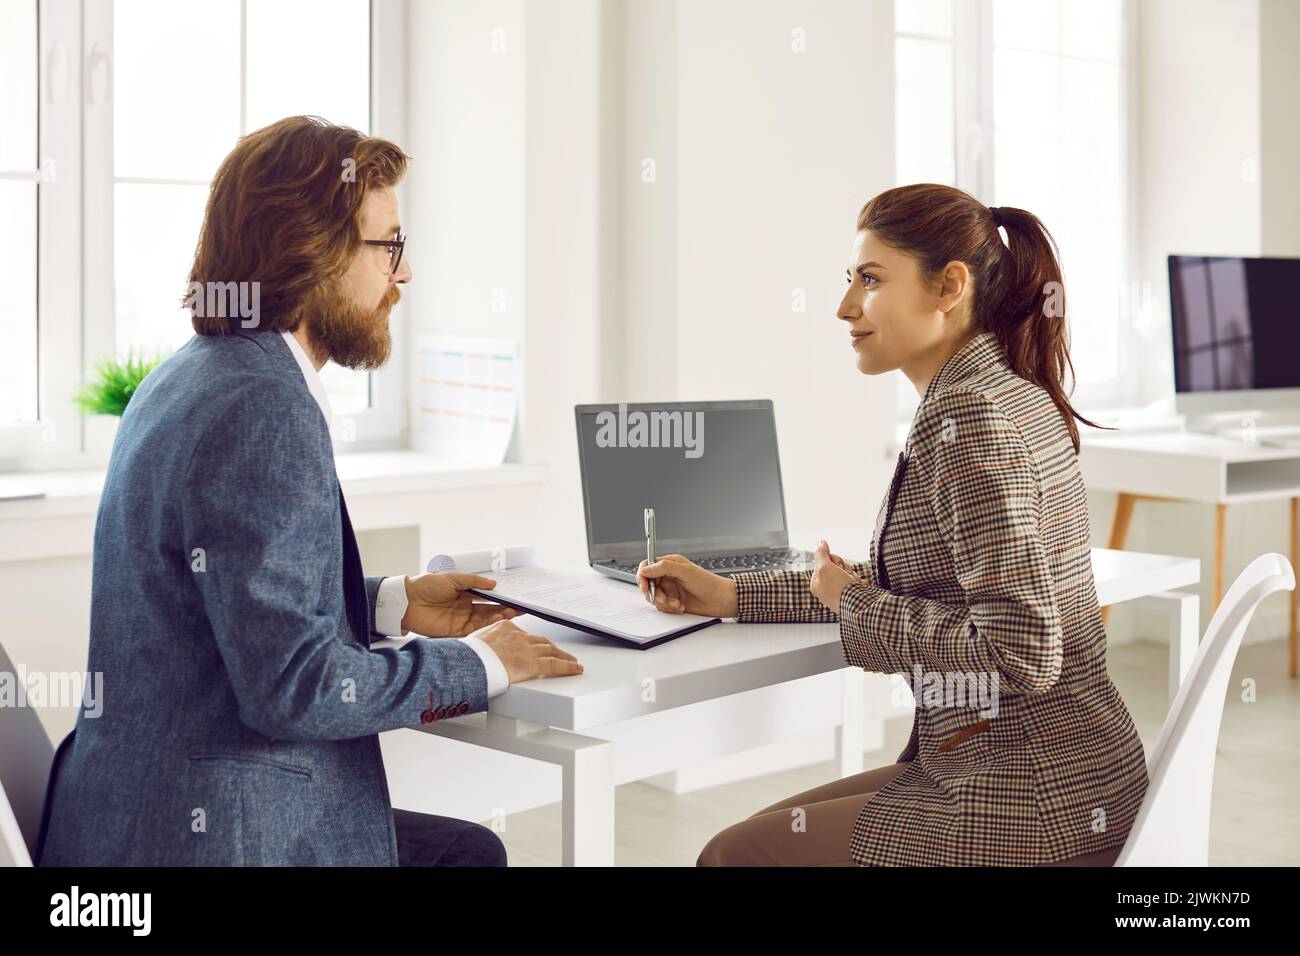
[1169,254,1300,416]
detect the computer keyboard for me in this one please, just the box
[609,549,813,575]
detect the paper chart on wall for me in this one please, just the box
[413,334,517,465]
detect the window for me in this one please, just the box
[893,0,1135,422]
[1,0,407,468]
[0,0,40,427]
[110,0,372,412]
[0,0,81,464]
[894,0,957,189]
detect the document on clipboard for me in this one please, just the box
[426,546,721,649]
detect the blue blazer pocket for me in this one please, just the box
[184,753,317,865]
[187,752,313,778]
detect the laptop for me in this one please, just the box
[574,399,815,582]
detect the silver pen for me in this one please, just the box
[644,508,656,604]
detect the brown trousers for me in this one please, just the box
[695,761,1123,867]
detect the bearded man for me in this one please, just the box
[37,116,581,867]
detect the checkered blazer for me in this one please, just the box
[733,332,1149,866]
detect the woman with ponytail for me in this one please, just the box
[639,183,1147,867]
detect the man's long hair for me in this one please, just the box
[185,115,407,335]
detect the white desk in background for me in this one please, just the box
[1080,428,1299,677]
[376,546,1198,866]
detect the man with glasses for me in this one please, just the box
[37,116,582,868]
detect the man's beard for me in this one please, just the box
[301,280,400,370]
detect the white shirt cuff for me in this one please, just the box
[374,576,410,637]
[460,634,509,698]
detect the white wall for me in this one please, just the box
[620,0,678,400]
[623,0,897,552]
[1259,0,1300,258]
[1135,0,1261,394]
[404,0,526,350]
[397,0,613,575]
[399,0,899,567]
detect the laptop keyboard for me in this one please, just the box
[608,549,813,575]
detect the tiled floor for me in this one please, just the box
[492,637,1300,866]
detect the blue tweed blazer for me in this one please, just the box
[38,329,488,866]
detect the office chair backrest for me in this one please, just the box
[1115,552,1294,866]
[0,639,56,867]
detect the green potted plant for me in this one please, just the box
[73,353,164,417]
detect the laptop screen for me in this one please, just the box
[574,400,790,560]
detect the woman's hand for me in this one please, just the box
[637,554,739,617]
[824,549,855,574]
[809,539,865,613]
[400,573,525,637]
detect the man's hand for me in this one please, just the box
[809,539,865,613]
[400,573,525,637]
[471,619,584,683]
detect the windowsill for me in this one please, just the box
[0,451,549,519]
[336,453,547,497]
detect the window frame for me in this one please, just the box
[1,0,408,471]
[0,0,83,469]
[892,0,1141,420]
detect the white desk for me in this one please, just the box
[1080,428,1298,676]
[379,546,1198,866]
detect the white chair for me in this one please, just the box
[1115,551,1294,866]
[0,639,57,867]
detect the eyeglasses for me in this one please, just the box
[362,231,406,275]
